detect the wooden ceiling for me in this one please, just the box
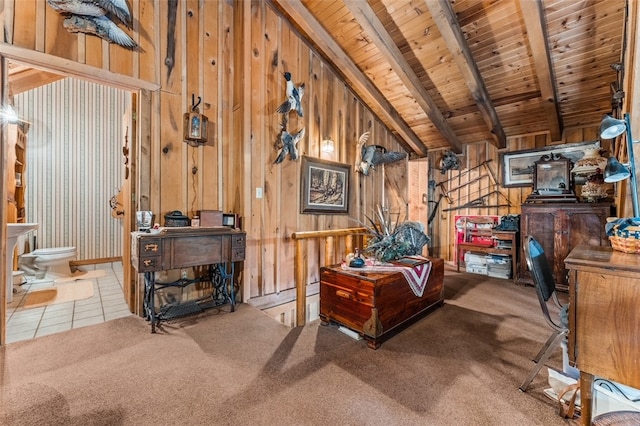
[272,0,627,157]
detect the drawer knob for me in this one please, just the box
[143,259,154,266]
[144,243,158,252]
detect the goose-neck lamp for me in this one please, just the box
[600,113,640,217]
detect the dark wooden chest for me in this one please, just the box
[319,258,444,349]
[519,202,612,290]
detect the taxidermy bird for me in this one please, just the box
[63,15,138,50]
[47,0,132,28]
[439,150,460,174]
[355,131,407,176]
[47,0,137,50]
[274,127,305,164]
[275,72,305,117]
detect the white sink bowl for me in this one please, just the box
[7,222,39,239]
[6,223,38,302]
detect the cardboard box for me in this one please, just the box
[199,210,223,227]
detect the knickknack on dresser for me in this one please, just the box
[518,202,614,291]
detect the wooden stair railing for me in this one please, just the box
[291,227,368,326]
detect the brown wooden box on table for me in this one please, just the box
[319,258,444,349]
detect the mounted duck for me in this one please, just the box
[274,127,305,164]
[47,0,137,50]
[275,72,305,117]
[48,0,132,27]
[355,131,407,176]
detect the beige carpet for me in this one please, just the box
[22,280,94,309]
[0,270,575,425]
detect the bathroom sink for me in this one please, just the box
[6,222,38,303]
[7,222,39,239]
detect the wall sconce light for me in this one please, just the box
[600,113,639,217]
[183,95,209,147]
[321,136,334,153]
[0,104,29,125]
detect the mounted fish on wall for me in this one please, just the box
[47,0,139,51]
[355,131,407,176]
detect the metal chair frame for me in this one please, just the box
[519,235,569,392]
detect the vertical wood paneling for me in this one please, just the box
[265,3,281,296]
[426,128,603,262]
[201,0,220,211]
[15,78,127,260]
[13,0,37,50]
[44,2,77,60]
[248,0,265,297]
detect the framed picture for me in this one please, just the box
[499,141,599,188]
[300,156,350,214]
[533,153,573,194]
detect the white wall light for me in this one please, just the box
[321,136,334,153]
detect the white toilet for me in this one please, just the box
[19,246,77,279]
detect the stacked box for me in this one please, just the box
[487,254,511,279]
[465,252,488,275]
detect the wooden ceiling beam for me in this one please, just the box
[425,0,506,149]
[271,0,429,157]
[519,0,562,141]
[343,0,463,154]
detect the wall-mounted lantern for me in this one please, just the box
[321,136,335,153]
[184,95,209,147]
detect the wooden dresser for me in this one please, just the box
[518,202,612,290]
[319,258,444,349]
[565,245,640,425]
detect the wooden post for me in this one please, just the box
[295,238,307,326]
[291,227,368,326]
[325,236,334,265]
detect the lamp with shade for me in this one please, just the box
[599,113,639,217]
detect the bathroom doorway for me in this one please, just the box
[0,48,156,345]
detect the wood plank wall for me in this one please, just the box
[0,0,409,319]
[242,1,407,309]
[0,0,620,333]
[425,126,606,263]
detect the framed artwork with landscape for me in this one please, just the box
[499,141,599,188]
[300,156,350,214]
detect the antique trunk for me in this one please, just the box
[319,257,444,349]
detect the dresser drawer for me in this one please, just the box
[140,239,162,255]
[232,234,246,248]
[138,256,162,272]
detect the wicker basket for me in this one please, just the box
[608,223,640,253]
[609,235,640,253]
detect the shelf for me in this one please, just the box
[457,229,519,281]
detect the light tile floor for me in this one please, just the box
[5,261,131,344]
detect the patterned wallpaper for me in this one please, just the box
[14,78,129,261]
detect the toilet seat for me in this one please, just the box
[29,246,76,255]
[19,246,77,279]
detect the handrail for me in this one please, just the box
[291,227,368,326]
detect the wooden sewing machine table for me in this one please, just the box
[131,227,246,332]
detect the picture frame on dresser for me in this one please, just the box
[499,141,599,188]
[300,156,350,214]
